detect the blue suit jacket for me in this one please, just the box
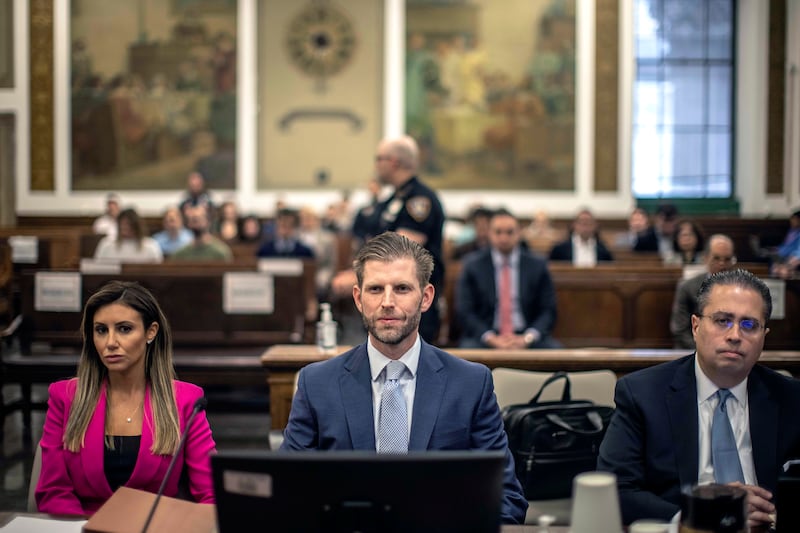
[280,340,529,524]
[455,247,557,343]
[597,354,800,524]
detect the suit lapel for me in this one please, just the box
[409,344,446,451]
[748,369,779,490]
[666,357,700,488]
[82,384,112,498]
[341,347,377,450]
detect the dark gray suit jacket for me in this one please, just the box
[455,247,557,344]
[597,354,800,524]
[280,341,529,524]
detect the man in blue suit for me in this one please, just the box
[281,231,528,524]
[598,269,800,528]
[456,208,560,349]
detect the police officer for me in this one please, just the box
[336,135,445,344]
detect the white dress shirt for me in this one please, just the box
[368,335,420,449]
[571,234,597,267]
[694,357,756,486]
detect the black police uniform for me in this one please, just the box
[359,176,445,344]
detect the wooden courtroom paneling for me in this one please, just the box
[18,261,316,352]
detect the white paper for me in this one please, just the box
[8,235,38,264]
[0,516,86,532]
[34,272,82,312]
[79,258,122,274]
[256,258,303,276]
[763,277,786,320]
[223,272,274,314]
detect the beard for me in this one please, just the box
[361,301,423,346]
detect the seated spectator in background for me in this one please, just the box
[456,208,560,349]
[214,200,240,242]
[598,270,800,527]
[522,209,563,254]
[619,207,659,252]
[172,206,232,261]
[298,205,338,300]
[653,203,680,261]
[451,206,493,260]
[178,171,214,222]
[549,208,613,266]
[92,193,121,239]
[350,178,384,246]
[322,189,357,233]
[152,206,193,256]
[257,208,315,259]
[237,214,263,244]
[670,234,737,349]
[666,219,705,265]
[771,209,800,279]
[94,208,163,263]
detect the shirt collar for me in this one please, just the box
[694,354,748,405]
[491,247,519,268]
[367,335,420,382]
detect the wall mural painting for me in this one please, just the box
[406,0,575,190]
[70,0,237,191]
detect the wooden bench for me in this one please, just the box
[441,261,799,349]
[17,259,317,353]
[260,344,800,430]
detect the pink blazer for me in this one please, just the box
[35,378,216,515]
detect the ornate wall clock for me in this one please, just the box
[285,0,357,81]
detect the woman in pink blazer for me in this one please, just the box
[35,281,216,515]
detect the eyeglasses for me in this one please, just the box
[697,314,765,334]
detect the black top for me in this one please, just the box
[104,435,140,491]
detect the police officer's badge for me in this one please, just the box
[407,196,431,222]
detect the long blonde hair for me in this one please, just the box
[63,281,180,454]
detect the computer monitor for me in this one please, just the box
[212,450,506,533]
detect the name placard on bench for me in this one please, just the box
[223,272,274,314]
[35,271,82,311]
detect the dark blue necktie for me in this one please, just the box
[711,389,745,483]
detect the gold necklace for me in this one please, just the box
[125,402,142,423]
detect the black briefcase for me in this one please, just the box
[501,371,614,500]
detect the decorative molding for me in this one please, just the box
[0,0,13,87]
[766,0,786,195]
[29,0,54,191]
[593,0,618,192]
[0,114,15,225]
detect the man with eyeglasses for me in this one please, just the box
[670,234,737,349]
[598,269,800,529]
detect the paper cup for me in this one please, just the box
[569,471,622,533]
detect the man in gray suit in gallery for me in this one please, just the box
[670,234,737,349]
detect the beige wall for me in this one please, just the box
[257,1,383,190]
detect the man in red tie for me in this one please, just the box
[455,208,561,349]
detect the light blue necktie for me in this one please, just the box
[711,389,745,483]
[378,361,408,453]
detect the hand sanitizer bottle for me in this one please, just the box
[316,302,337,354]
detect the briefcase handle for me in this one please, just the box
[529,371,571,404]
[545,410,605,436]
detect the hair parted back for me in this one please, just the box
[64,280,180,454]
[353,231,433,290]
[696,269,772,322]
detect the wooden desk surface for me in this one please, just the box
[0,512,566,532]
[260,344,800,429]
